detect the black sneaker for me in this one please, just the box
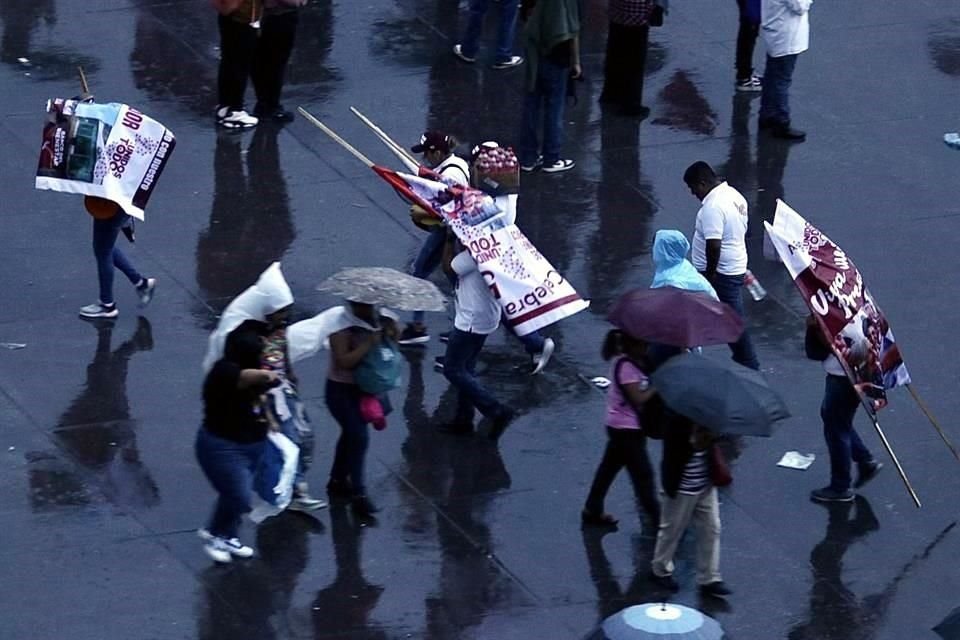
[439,331,450,344]
[254,104,295,123]
[810,486,854,503]
[487,409,516,441]
[700,581,733,598]
[854,461,883,488]
[398,325,430,345]
[650,572,680,592]
[433,356,445,372]
[351,495,380,516]
[771,125,806,141]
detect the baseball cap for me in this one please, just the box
[411,131,452,154]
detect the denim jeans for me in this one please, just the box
[585,427,661,523]
[459,0,520,64]
[822,374,873,491]
[195,428,265,539]
[706,272,760,370]
[519,56,569,166]
[411,226,451,324]
[93,213,142,305]
[759,53,798,126]
[325,379,370,495]
[504,319,545,355]
[443,328,506,423]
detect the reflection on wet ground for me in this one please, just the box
[2,1,960,639]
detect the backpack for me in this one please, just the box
[354,339,401,395]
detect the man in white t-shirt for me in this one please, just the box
[684,161,759,370]
[438,229,515,439]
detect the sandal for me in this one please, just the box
[581,509,619,526]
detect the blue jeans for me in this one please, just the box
[459,0,520,64]
[759,53,798,126]
[325,379,369,495]
[93,213,142,305]
[707,272,760,370]
[822,375,873,491]
[504,317,545,355]
[195,428,265,539]
[444,328,506,423]
[411,226,451,324]
[519,56,569,166]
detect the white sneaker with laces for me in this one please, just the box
[216,107,258,129]
[542,159,575,173]
[203,538,232,564]
[735,75,763,92]
[222,537,255,558]
[79,303,118,319]
[531,337,555,375]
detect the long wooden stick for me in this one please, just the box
[297,106,374,168]
[350,106,420,173]
[78,66,89,95]
[908,384,960,462]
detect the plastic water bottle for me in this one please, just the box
[744,270,767,301]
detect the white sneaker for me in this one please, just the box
[542,159,575,173]
[531,337,555,375]
[197,528,214,542]
[203,538,232,564]
[452,44,476,63]
[492,56,523,70]
[137,278,156,307]
[520,155,543,172]
[735,75,763,92]
[222,537,255,558]
[288,495,328,512]
[216,107,258,129]
[79,303,118,319]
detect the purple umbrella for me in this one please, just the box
[607,287,744,348]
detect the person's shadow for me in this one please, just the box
[581,527,660,622]
[311,504,389,639]
[195,125,296,325]
[29,317,159,510]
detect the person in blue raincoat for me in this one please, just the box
[650,229,718,299]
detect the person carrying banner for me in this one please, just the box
[804,315,883,503]
[80,198,156,319]
[439,229,515,439]
[683,161,759,370]
[212,0,262,129]
[397,131,471,346]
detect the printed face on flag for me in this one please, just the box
[765,200,910,395]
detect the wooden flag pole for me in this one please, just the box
[297,107,374,168]
[907,384,960,462]
[867,410,922,508]
[349,106,420,173]
[78,66,90,96]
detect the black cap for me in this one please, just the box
[411,131,451,154]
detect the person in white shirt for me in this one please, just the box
[398,131,472,346]
[438,229,515,439]
[684,161,760,370]
[758,0,812,140]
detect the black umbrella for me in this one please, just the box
[650,352,790,437]
[935,606,960,640]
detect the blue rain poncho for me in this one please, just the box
[650,230,718,299]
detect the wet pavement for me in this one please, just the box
[1,1,960,638]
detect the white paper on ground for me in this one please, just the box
[777,451,816,470]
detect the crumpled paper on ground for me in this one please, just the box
[777,451,816,470]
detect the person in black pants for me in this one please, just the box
[734,0,762,91]
[582,330,661,532]
[213,0,262,128]
[252,0,305,122]
[600,0,655,118]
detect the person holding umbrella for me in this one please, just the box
[581,329,661,531]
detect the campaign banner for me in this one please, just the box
[35,98,176,220]
[374,167,589,335]
[764,200,911,401]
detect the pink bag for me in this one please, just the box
[360,395,387,431]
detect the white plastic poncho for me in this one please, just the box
[202,262,294,373]
[287,305,396,364]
